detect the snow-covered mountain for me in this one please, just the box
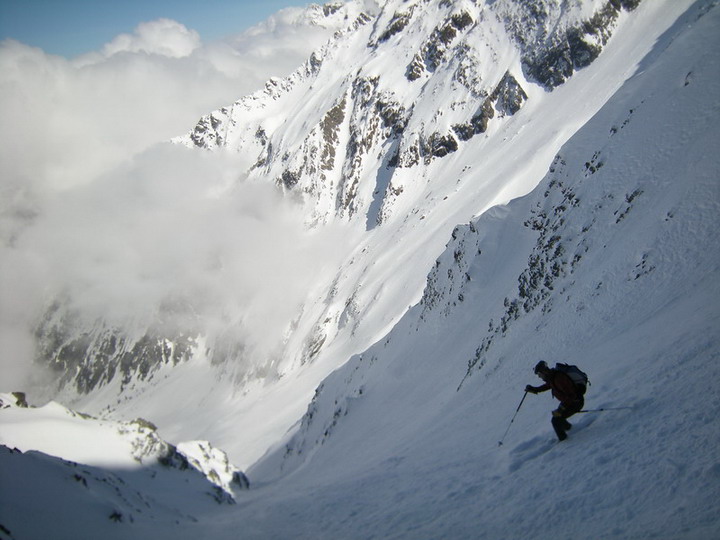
[32,0,694,448]
[2,0,719,538]
[0,392,249,539]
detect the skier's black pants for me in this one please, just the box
[551,399,584,440]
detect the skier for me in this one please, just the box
[525,360,585,441]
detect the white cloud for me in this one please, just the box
[100,19,201,58]
[0,13,347,389]
[0,11,340,193]
[8,143,342,353]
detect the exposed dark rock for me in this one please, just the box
[450,11,474,32]
[523,45,575,90]
[322,3,343,17]
[392,142,421,168]
[376,98,407,136]
[308,51,323,73]
[280,169,301,189]
[233,471,251,489]
[423,132,459,161]
[189,113,224,148]
[11,392,28,408]
[393,128,461,168]
[491,72,528,117]
[377,9,415,43]
[406,11,474,81]
[453,100,495,141]
[452,71,526,142]
[34,303,200,394]
[612,0,642,9]
[521,0,641,89]
[157,445,190,470]
[337,77,384,214]
[109,511,123,523]
[320,97,347,170]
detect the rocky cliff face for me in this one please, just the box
[179,0,639,225]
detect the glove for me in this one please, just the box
[525,385,536,394]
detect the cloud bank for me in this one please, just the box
[99,18,201,58]
[0,13,347,390]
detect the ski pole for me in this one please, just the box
[578,406,633,413]
[498,391,528,446]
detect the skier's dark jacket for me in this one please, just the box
[527,370,581,405]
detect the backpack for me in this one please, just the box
[555,363,589,395]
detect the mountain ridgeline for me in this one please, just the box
[36,0,650,400]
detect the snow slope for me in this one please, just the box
[2,0,719,538]
[47,0,697,474]
[229,2,720,537]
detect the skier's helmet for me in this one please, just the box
[534,360,549,375]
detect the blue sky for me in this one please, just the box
[0,0,311,57]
